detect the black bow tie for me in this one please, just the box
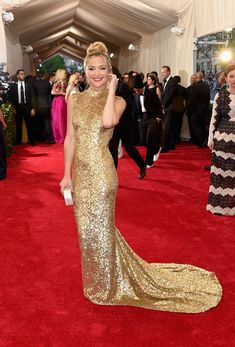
[164,79,167,83]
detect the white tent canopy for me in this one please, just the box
[0,0,235,81]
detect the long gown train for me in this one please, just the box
[72,90,222,313]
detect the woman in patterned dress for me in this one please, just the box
[207,64,235,216]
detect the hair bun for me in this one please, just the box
[87,42,108,55]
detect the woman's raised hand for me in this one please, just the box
[107,74,118,92]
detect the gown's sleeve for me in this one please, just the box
[208,92,220,144]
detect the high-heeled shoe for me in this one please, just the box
[139,166,146,180]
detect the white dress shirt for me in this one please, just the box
[139,94,147,113]
[163,76,171,90]
[18,80,26,104]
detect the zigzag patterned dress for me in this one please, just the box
[207,89,235,215]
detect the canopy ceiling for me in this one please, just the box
[1,0,191,63]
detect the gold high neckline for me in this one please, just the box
[87,88,107,97]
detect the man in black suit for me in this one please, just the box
[31,72,53,143]
[186,73,198,144]
[190,71,210,147]
[161,66,178,152]
[8,69,36,145]
[171,75,187,144]
[109,70,146,180]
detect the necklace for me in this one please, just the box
[87,88,103,97]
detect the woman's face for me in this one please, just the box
[86,55,109,90]
[226,69,235,89]
[147,76,154,86]
[73,77,79,86]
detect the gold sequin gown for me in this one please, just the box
[72,89,222,313]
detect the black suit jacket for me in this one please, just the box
[31,79,52,111]
[116,82,133,126]
[8,81,33,111]
[171,84,187,113]
[161,77,178,109]
[190,80,210,111]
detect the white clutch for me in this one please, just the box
[63,188,73,206]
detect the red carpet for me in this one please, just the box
[0,143,234,347]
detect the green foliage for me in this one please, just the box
[38,55,66,73]
[1,102,16,156]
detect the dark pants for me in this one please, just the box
[162,109,175,150]
[15,104,36,144]
[0,124,7,180]
[139,118,161,166]
[173,111,184,144]
[109,123,146,170]
[191,108,208,146]
[37,108,53,142]
[187,110,198,144]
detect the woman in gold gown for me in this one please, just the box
[60,42,222,313]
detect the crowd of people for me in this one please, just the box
[4,69,86,146]
[0,65,212,150]
[0,61,234,216]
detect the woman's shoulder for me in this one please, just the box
[70,90,89,105]
[71,91,82,100]
[115,95,123,101]
[115,95,126,105]
[216,89,230,102]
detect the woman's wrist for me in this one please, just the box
[63,171,71,178]
[108,89,116,96]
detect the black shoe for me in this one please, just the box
[139,166,146,180]
[204,165,211,171]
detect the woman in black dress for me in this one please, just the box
[139,73,163,168]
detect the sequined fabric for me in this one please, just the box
[72,89,222,313]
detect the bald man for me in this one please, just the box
[186,73,197,144]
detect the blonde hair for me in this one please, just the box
[55,69,67,82]
[84,41,112,71]
[68,73,78,86]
